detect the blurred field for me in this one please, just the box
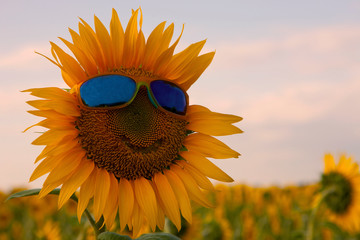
[1,183,359,240]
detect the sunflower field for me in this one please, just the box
[2,164,360,240]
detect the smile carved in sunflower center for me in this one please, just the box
[76,87,188,180]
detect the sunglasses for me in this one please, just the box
[78,75,189,116]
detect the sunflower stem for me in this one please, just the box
[306,186,336,240]
[84,208,101,237]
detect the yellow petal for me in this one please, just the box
[30,155,63,182]
[324,154,335,173]
[163,40,206,79]
[27,99,80,117]
[42,150,84,186]
[171,165,213,208]
[154,199,165,230]
[78,22,106,72]
[153,24,184,76]
[31,129,77,146]
[58,158,94,208]
[180,151,234,182]
[153,173,181,230]
[94,15,114,68]
[177,52,215,90]
[131,201,143,238]
[187,105,242,123]
[133,177,157,231]
[110,8,125,68]
[123,9,140,68]
[184,133,240,159]
[39,180,64,199]
[178,161,214,191]
[142,21,166,69]
[103,173,119,229]
[93,168,110,222]
[35,136,79,163]
[22,87,74,101]
[165,170,192,224]
[50,42,87,86]
[118,178,134,231]
[133,30,146,67]
[59,37,98,75]
[77,168,97,221]
[186,119,242,136]
[68,27,97,67]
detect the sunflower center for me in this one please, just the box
[76,87,187,180]
[321,172,352,214]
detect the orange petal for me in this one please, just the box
[118,178,134,231]
[133,177,157,231]
[153,173,181,230]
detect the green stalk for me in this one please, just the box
[84,208,101,237]
[305,186,336,240]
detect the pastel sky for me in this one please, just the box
[1,0,360,191]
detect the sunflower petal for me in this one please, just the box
[142,21,166,69]
[163,40,206,79]
[187,105,242,123]
[184,133,240,159]
[77,168,97,221]
[30,155,63,182]
[186,119,242,136]
[133,177,157,231]
[78,21,106,72]
[131,201,143,238]
[93,168,110,222]
[50,42,87,86]
[35,137,79,163]
[324,154,336,173]
[59,37,98,75]
[31,129,77,146]
[103,173,119,229]
[42,150,84,186]
[123,9,140,68]
[118,178,134,231]
[164,170,192,224]
[177,52,215,90]
[153,24,184,75]
[171,165,213,208]
[178,161,215,190]
[58,158,94,208]
[180,151,234,182]
[153,173,181,230]
[110,8,125,67]
[94,15,114,68]
[22,87,74,101]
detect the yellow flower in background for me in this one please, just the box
[36,221,61,240]
[320,154,360,232]
[24,8,242,236]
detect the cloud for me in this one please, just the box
[196,25,360,126]
[244,78,360,125]
[206,25,360,73]
[0,44,50,70]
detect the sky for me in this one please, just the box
[1,0,360,191]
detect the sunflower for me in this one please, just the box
[24,8,242,236]
[319,154,360,232]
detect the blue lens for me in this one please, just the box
[150,80,187,115]
[80,75,136,107]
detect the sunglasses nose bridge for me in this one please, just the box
[136,82,159,109]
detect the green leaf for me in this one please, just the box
[6,188,78,203]
[97,232,132,240]
[136,233,181,240]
